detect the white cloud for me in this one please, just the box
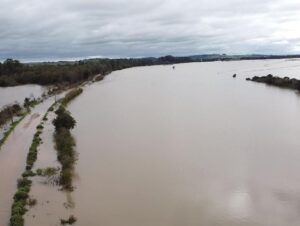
[0,0,300,60]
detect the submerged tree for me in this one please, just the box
[52,106,76,131]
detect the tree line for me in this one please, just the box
[0,57,190,87]
[2,54,300,87]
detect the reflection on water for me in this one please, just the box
[26,59,300,226]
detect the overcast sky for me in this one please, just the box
[1,0,300,61]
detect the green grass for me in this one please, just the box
[10,177,32,226]
[61,88,83,106]
[0,113,27,151]
[52,89,82,191]
[9,104,56,226]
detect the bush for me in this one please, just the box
[28,198,37,206]
[61,215,77,225]
[36,168,43,176]
[36,124,44,130]
[11,200,27,216]
[10,214,24,226]
[17,177,32,188]
[61,88,83,106]
[53,107,76,131]
[22,170,36,177]
[36,167,59,177]
[0,103,22,126]
[14,189,29,201]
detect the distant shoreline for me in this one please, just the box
[1,56,300,88]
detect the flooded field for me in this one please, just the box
[0,97,56,226]
[0,85,45,109]
[3,59,300,226]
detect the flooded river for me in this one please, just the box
[66,59,300,226]
[2,59,300,226]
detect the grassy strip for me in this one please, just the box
[53,89,83,191]
[54,126,76,190]
[9,122,44,226]
[0,99,44,152]
[61,88,83,106]
[0,113,27,150]
[9,101,57,226]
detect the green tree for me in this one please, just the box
[52,107,76,131]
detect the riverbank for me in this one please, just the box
[247,74,300,91]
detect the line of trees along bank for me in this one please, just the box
[0,57,174,87]
[52,88,83,190]
[2,55,300,87]
[0,55,208,87]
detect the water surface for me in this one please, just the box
[0,97,56,226]
[31,59,300,225]
[0,85,45,109]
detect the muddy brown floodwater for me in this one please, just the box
[70,60,300,226]
[0,84,45,109]
[10,59,300,226]
[0,97,56,226]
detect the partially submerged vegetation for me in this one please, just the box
[36,167,59,177]
[10,177,32,226]
[9,102,57,226]
[0,104,22,126]
[247,74,300,91]
[10,121,44,226]
[61,88,83,106]
[0,112,26,150]
[53,106,77,190]
[60,215,77,225]
[0,96,45,151]
[9,88,82,225]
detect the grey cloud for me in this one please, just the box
[0,0,299,61]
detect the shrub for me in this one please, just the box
[14,189,29,201]
[53,107,76,131]
[36,167,59,177]
[61,215,77,225]
[11,200,27,216]
[17,177,32,188]
[61,88,83,106]
[10,214,24,226]
[22,170,36,177]
[28,198,37,206]
[36,124,44,130]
